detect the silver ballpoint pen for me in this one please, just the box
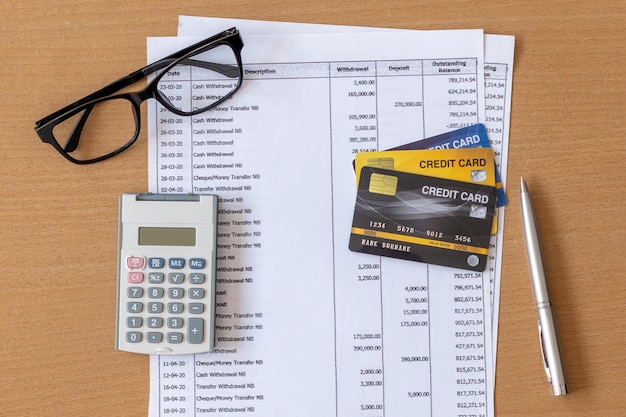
[520,177,568,396]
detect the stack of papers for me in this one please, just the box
[146,15,514,417]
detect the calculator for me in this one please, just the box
[115,193,218,355]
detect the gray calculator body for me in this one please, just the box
[116,193,218,355]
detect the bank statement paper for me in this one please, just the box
[146,19,514,417]
[175,17,515,367]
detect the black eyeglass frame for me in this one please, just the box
[34,27,244,164]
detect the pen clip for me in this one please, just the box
[537,320,552,383]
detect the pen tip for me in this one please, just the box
[520,176,528,192]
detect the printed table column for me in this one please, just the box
[155,357,196,415]
[328,61,386,417]
[380,260,432,416]
[422,59,481,136]
[429,268,489,417]
[374,59,433,416]
[375,60,425,145]
[483,63,508,160]
[484,62,510,340]
[154,67,194,193]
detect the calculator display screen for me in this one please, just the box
[138,227,196,246]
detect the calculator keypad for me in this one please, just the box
[118,254,213,354]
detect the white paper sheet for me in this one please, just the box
[145,19,514,417]
[482,34,515,373]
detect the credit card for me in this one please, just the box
[354,147,496,189]
[354,147,497,233]
[390,124,507,207]
[349,166,497,271]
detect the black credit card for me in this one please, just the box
[349,167,497,271]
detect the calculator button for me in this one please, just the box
[126,256,145,270]
[168,288,184,299]
[168,273,185,284]
[147,332,163,343]
[148,257,165,269]
[189,258,206,269]
[127,317,143,328]
[147,317,164,328]
[169,258,185,269]
[127,272,144,283]
[189,303,205,314]
[148,302,164,313]
[188,318,204,344]
[167,332,183,344]
[189,273,205,284]
[167,317,184,329]
[127,287,143,298]
[127,302,143,313]
[189,288,205,299]
[168,303,184,314]
[126,332,142,343]
[148,272,164,283]
[148,287,164,298]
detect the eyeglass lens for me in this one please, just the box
[53,96,138,162]
[156,43,241,114]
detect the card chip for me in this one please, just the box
[366,157,395,170]
[369,173,398,196]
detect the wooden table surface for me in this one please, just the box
[1,1,624,416]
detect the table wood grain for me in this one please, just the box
[1,1,624,415]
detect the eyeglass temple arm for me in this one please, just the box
[85,58,239,101]
[36,55,240,129]
[35,70,147,129]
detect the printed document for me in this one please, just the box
[145,19,514,417]
[177,16,515,360]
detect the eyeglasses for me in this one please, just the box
[35,27,244,164]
